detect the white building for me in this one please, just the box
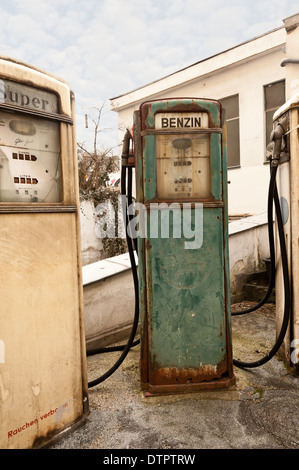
[110,13,299,217]
[83,13,299,358]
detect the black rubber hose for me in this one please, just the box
[88,164,140,387]
[87,341,139,357]
[127,166,138,254]
[233,166,291,368]
[231,166,277,316]
[233,118,287,316]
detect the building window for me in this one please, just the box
[264,80,285,147]
[219,95,240,168]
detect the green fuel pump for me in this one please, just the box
[132,98,235,394]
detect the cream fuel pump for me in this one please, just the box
[0,58,89,449]
[88,97,293,393]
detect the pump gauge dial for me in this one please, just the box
[0,111,62,203]
[155,133,211,200]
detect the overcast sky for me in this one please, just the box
[0,0,298,153]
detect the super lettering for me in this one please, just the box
[0,85,49,111]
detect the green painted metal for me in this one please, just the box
[147,209,226,365]
[135,99,234,394]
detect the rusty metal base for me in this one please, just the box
[141,374,236,397]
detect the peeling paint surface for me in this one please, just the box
[147,209,228,380]
[0,375,9,402]
[31,385,41,397]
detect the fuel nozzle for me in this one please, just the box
[121,128,134,167]
[269,116,288,167]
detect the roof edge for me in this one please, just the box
[110,25,285,105]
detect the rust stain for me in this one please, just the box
[150,360,229,386]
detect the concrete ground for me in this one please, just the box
[51,302,299,450]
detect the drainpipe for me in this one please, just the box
[281,58,299,67]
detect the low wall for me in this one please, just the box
[229,212,270,299]
[83,253,137,351]
[83,213,270,350]
[80,199,103,266]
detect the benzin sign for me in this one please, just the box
[155,112,209,129]
[0,78,58,114]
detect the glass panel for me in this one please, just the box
[265,81,285,110]
[220,95,239,120]
[156,133,211,199]
[219,95,240,167]
[226,119,240,167]
[0,111,62,202]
